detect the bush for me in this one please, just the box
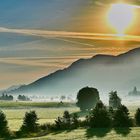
[88,101,111,128]
[20,111,39,133]
[135,108,140,126]
[113,105,132,127]
[40,123,56,131]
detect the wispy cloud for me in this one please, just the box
[0,27,139,88]
[0,27,140,42]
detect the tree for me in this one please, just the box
[129,87,140,96]
[88,101,111,128]
[76,87,100,111]
[60,96,66,101]
[0,94,13,101]
[18,95,30,101]
[55,117,63,130]
[54,111,71,130]
[0,111,9,137]
[20,111,39,133]
[135,108,140,126]
[8,95,13,100]
[108,106,114,119]
[113,105,132,127]
[71,113,79,128]
[63,111,71,125]
[109,91,121,109]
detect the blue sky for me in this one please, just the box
[0,0,140,88]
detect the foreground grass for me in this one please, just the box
[1,102,140,139]
[1,104,139,131]
[16,127,140,140]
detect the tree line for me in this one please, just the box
[0,94,13,101]
[0,94,30,101]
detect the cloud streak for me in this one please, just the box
[0,26,140,88]
[0,27,140,43]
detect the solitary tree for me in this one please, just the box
[113,105,132,127]
[109,91,121,109]
[20,111,39,133]
[0,111,9,137]
[76,87,100,111]
[135,108,140,126]
[88,101,111,128]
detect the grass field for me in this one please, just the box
[1,101,140,139]
[16,127,140,140]
[0,101,78,131]
[0,101,75,108]
[4,107,79,131]
[1,102,139,131]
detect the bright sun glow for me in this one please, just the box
[107,3,135,36]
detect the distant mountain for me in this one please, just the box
[2,47,140,96]
[0,84,25,94]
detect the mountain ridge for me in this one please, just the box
[2,47,140,96]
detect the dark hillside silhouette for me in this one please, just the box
[2,47,140,96]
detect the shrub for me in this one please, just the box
[40,123,55,131]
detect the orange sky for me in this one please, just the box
[0,0,140,89]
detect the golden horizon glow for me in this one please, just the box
[107,3,135,36]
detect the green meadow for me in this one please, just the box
[0,102,78,131]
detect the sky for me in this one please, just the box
[0,0,140,88]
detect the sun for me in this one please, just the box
[107,3,135,36]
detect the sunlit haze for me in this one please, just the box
[107,3,135,36]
